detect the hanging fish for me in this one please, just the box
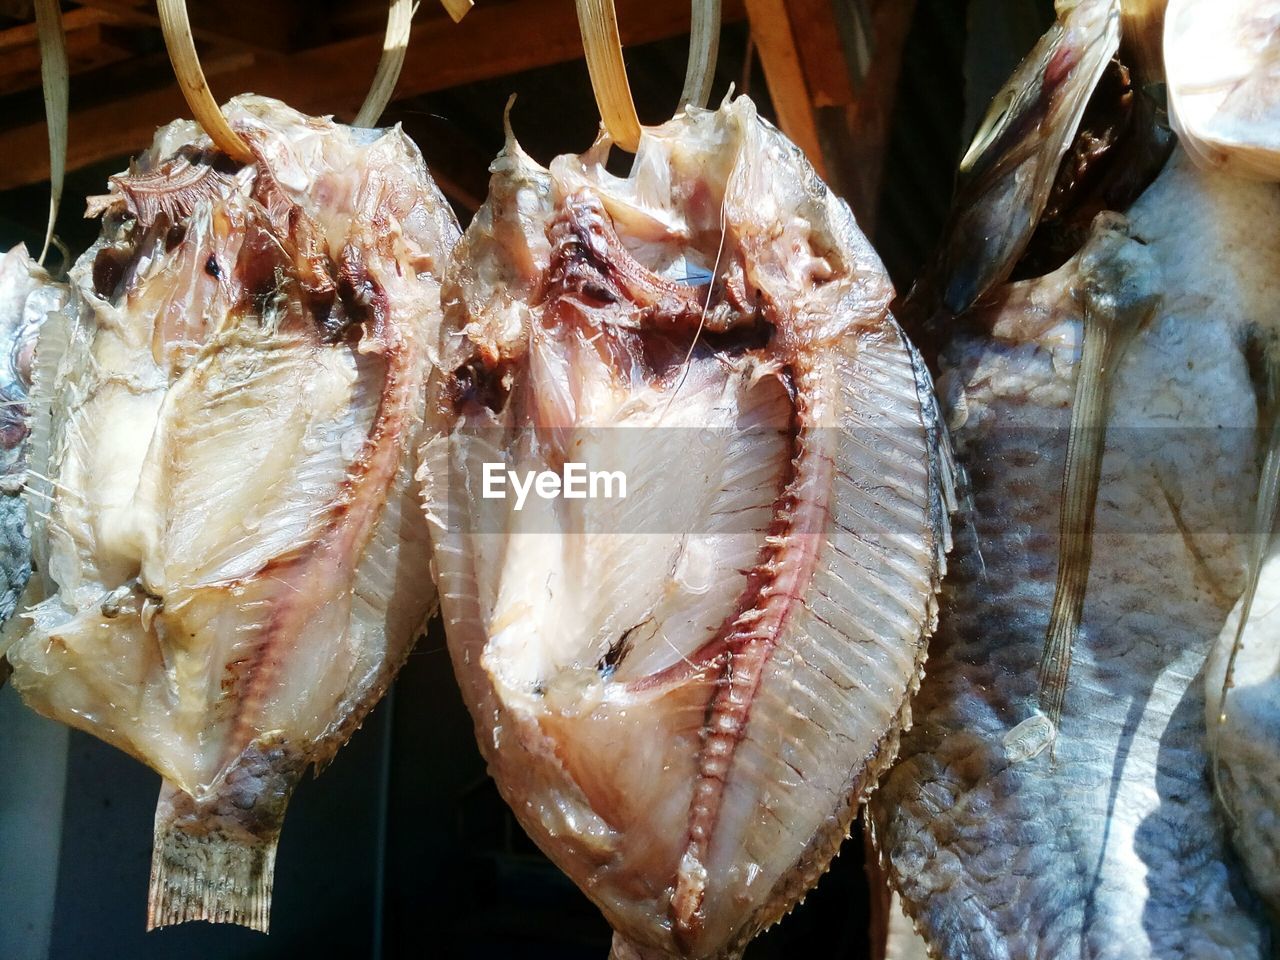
[871,4,1276,955]
[1165,0,1280,934]
[2,96,459,931]
[420,96,951,959]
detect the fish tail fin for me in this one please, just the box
[147,738,301,932]
[147,789,278,932]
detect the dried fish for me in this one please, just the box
[420,97,951,959]
[872,120,1276,960]
[2,96,458,930]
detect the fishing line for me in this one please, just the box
[663,151,740,418]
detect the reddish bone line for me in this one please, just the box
[541,191,835,943]
[222,211,418,765]
[669,378,833,945]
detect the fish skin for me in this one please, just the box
[0,246,64,640]
[423,97,951,959]
[871,150,1275,959]
[5,96,459,930]
[1207,544,1280,926]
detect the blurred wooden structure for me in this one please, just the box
[0,0,915,228]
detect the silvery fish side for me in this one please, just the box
[1207,541,1280,925]
[872,149,1274,958]
[0,245,64,659]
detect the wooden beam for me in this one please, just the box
[744,0,915,226]
[70,0,306,54]
[0,0,746,191]
[742,0,827,176]
[837,0,918,228]
[786,0,857,108]
[0,6,112,47]
[0,10,134,97]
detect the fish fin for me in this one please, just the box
[25,282,75,595]
[936,0,1121,314]
[147,737,302,932]
[1037,214,1160,727]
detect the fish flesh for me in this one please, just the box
[0,245,64,683]
[421,96,951,959]
[2,95,458,930]
[872,23,1279,949]
[1166,0,1280,180]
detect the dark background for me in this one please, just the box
[0,2,1054,957]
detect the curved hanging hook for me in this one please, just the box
[157,0,254,162]
[679,0,721,111]
[576,0,721,153]
[575,0,642,151]
[354,0,417,128]
[158,0,416,158]
[34,0,68,268]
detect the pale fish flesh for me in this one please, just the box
[872,147,1276,958]
[420,96,952,959]
[2,95,458,930]
[1166,0,1280,180]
